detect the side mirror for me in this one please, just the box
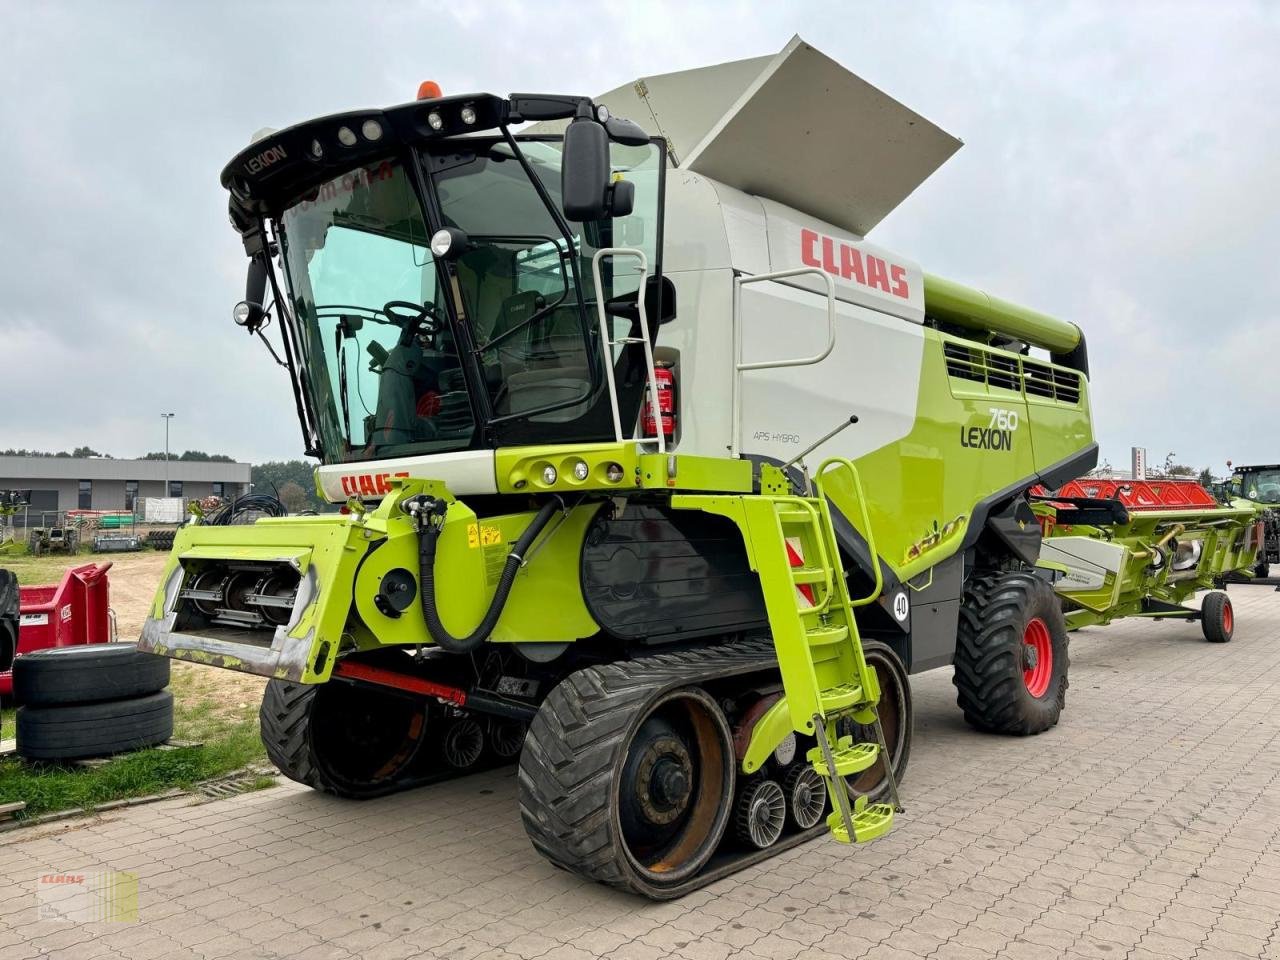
[234,255,269,332]
[561,116,611,221]
[605,276,677,326]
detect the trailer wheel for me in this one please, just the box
[1254,559,1270,579]
[16,691,173,760]
[1201,591,1234,643]
[953,571,1069,735]
[259,677,428,798]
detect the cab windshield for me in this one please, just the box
[1241,470,1280,503]
[276,137,663,464]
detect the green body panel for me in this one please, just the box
[924,273,1082,354]
[138,478,599,680]
[1037,500,1261,629]
[493,442,752,496]
[824,332,1093,582]
[138,513,368,682]
[350,498,600,648]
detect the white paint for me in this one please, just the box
[733,280,925,462]
[316,449,498,502]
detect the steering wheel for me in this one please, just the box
[383,301,441,345]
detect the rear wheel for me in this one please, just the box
[1253,559,1270,579]
[953,571,1070,735]
[1201,591,1234,643]
[259,678,428,798]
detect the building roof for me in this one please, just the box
[0,456,252,483]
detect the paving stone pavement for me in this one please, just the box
[2,586,1280,959]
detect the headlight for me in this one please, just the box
[541,466,558,485]
[572,460,589,482]
[427,111,444,131]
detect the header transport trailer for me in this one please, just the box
[136,38,1244,897]
[1034,478,1262,647]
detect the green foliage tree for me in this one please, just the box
[277,480,312,513]
[251,460,322,511]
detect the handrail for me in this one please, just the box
[774,496,835,610]
[730,267,838,457]
[814,457,883,607]
[590,248,665,454]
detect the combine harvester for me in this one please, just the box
[1034,477,1262,643]
[139,38,1256,897]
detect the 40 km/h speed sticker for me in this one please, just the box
[891,591,909,623]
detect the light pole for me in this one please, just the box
[161,413,176,495]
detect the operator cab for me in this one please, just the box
[223,90,672,467]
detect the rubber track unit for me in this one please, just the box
[517,640,824,899]
[952,571,1069,735]
[259,679,503,797]
[259,681,323,790]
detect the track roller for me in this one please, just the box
[735,777,786,849]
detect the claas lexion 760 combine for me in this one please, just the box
[139,38,1260,897]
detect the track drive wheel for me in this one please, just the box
[519,671,735,897]
[953,571,1069,735]
[1201,591,1234,643]
[259,677,428,798]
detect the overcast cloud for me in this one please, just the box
[2,1,1278,473]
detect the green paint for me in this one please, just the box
[924,273,1081,353]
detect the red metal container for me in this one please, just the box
[0,562,113,696]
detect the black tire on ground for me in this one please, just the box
[841,640,912,802]
[1201,591,1234,643]
[16,690,174,760]
[519,665,736,897]
[13,644,170,706]
[1254,559,1270,579]
[0,568,17,675]
[259,677,429,798]
[953,570,1070,735]
[147,530,175,551]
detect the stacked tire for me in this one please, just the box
[146,529,176,551]
[13,646,173,761]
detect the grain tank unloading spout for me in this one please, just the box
[553,35,963,237]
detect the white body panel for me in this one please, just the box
[735,282,925,463]
[317,450,498,502]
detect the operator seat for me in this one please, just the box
[489,290,591,422]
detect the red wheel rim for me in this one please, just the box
[1022,617,1053,698]
[1223,601,1233,635]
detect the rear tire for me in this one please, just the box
[259,677,428,798]
[1253,559,1270,579]
[1201,591,1234,643]
[953,571,1069,735]
[16,690,173,760]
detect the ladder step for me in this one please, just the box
[819,682,865,712]
[828,803,895,844]
[806,624,849,647]
[791,565,827,585]
[811,740,878,777]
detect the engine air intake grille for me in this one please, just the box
[943,341,1081,404]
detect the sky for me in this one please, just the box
[2,1,1278,473]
